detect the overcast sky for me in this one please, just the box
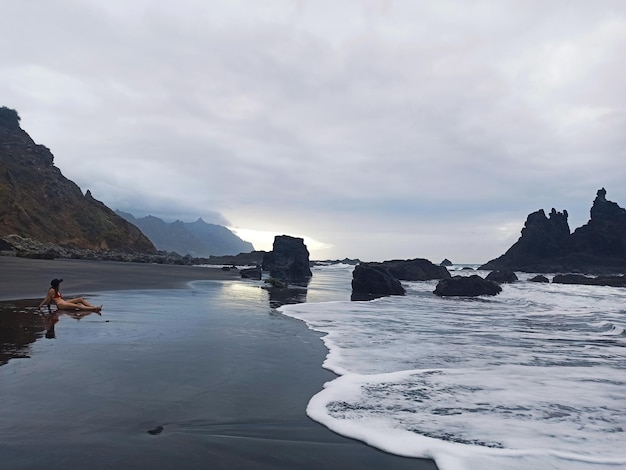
[2,1,625,262]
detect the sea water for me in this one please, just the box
[282,265,626,470]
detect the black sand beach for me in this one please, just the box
[0,256,243,301]
[0,256,438,469]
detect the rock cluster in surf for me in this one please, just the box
[351,258,451,301]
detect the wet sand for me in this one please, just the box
[0,256,438,469]
[0,256,243,301]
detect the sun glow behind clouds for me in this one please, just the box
[230,227,334,259]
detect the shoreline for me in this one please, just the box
[0,256,241,301]
[0,257,439,469]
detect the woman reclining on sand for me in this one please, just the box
[38,278,102,313]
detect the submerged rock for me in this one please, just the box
[552,274,626,287]
[146,425,164,435]
[434,275,502,297]
[485,270,518,284]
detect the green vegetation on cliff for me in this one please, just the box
[0,106,156,253]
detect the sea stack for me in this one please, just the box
[480,189,626,273]
[262,235,312,283]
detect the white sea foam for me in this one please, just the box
[281,266,626,470]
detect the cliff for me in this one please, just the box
[0,106,156,253]
[480,189,626,273]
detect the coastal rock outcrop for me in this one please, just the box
[566,188,626,263]
[0,106,155,254]
[206,251,266,267]
[552,274,626,287]
[440,258,453,267]
[262,235,312,282]
[351,263,406,301]
[380,258,451,281]
[240,267,262,280]
[485,270,518,284]
[0,238,14,252]
[310,258,360,266]
[480,189,626,273]
[529,275,550,283]
[480,207,570,272]
[433,275,502,297]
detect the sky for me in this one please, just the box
[1,0,625,263]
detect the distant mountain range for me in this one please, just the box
[116,211,254,257]
[0,105,254,258]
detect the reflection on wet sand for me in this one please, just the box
[0,302,102,364]
[43,309,101,339]
[0,301,45,366]
[267,280,310,309]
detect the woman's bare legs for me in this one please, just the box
[55,300,102,313]
[63,297,97,308]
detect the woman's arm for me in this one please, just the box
[38,289,53,310]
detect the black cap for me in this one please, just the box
[50,278,63,288]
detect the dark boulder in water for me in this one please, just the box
[440,258,453,267]
[351,263,405,301]
[529,275,550,283]
[434,275,502,297]
[485,270,518,284]
[380,258,451,281]
[552,274,626,287]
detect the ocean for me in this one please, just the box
[1,263,624,469]
[282,264,626,470]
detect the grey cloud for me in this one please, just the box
[2,0,625,261]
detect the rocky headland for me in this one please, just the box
[0,107,155,255]
[0,105,262,266]
[480,189,626,274]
